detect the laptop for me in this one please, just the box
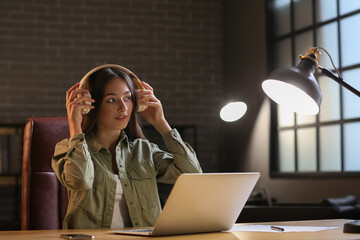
[110,172,260,236]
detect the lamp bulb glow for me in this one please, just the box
[220,101,247,122]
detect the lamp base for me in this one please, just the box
[343,220,360,233]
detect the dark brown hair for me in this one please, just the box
[81,67,145,140]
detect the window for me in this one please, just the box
[268,0,360,176]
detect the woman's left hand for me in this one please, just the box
[137,82,171,134]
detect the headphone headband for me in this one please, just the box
[79,64,144,90]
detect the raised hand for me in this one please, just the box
[137,82,171,135]
[66,83,95,137]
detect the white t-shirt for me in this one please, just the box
[111,174,131,228]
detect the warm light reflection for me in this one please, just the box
[220,102,247,122]
[262,79,319,115]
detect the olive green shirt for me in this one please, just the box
[52,129,202,229]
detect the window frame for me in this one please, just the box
[267,0,360,178]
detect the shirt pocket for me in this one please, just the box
[74,190,103,216]
[128,161,158,210]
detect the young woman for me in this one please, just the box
[52,66,202,229]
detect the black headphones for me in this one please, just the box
[79,64,147,114]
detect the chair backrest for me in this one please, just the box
[21,117,70,230]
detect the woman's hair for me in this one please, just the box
[81,67,145,140]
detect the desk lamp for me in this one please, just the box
[262,47,360,115]
[262,47,360,233]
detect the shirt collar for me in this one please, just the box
[118,130,128,143]
[86,131,129,153]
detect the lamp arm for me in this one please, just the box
[319,66,360,98]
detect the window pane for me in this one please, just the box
[316,0,337,23]
[295,31,313,65]
[297,128,317,171]
[344,122,360,171]
[340,0,360,15]
[294,0,313,30]
[278,105,294,127]
[319,125,341,171]
[274,0,291,37]
[340,14,360,68]
[318,75,340,121]
[279,130,295,171]
[316,22,339,68]
[274,39,292,68]
[296,113,316,125]
[342,68,360,119]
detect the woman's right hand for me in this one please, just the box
[66,83,94,137]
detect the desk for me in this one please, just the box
[0,219,358,240]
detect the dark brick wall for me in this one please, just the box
[0,0,223,172]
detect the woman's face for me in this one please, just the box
[96,77,134,132]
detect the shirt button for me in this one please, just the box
[130,202,133,205]
[119,165,123,168]
[124,183,128,187]
[135,222,138,226]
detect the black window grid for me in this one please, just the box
[267,0,360,177]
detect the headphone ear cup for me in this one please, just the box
[79,78,92,115]
[137,103,148,112]
[81,91,92,115]
[131,77,148,112]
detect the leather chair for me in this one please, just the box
[21,117,69,230]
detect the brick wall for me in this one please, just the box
[0,0,223,172]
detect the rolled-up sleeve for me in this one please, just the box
[52,133,94,191]
[153,129,202,183]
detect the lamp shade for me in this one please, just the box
[262,57,322,115]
